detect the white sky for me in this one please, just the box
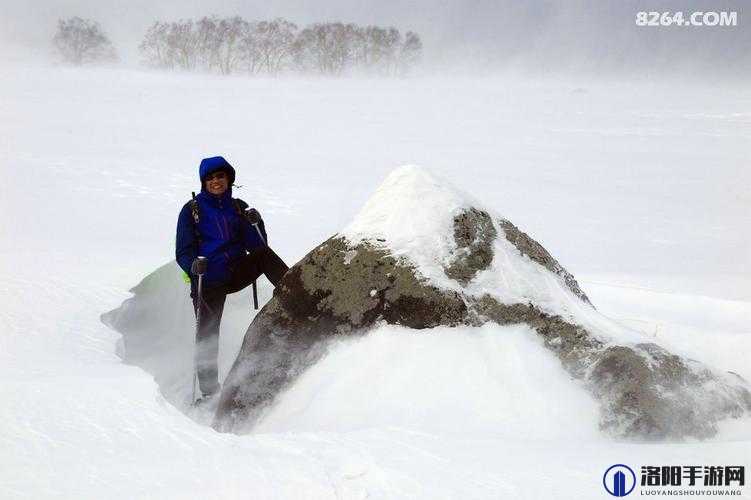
[2,0,750,76]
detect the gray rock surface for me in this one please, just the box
[498,218,592,305]
[444,208,497,285]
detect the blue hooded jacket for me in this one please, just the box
[175,157,267,289]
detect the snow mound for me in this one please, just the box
[342,164,475,267]
[341,165,623,340]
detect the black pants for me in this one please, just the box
[192,246,288,396]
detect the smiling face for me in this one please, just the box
[204,170,229,196]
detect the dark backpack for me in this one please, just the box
[188,191,260,248]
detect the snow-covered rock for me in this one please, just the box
[214,166,751,438]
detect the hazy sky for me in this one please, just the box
[2,0,749,77]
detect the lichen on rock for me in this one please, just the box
[444,208,497,285]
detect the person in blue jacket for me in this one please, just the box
[176,156,289,399]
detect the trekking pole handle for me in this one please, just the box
[191,256,208,276]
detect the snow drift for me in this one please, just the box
[101,262,272,420]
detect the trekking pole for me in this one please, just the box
[251,222,267,309]
[191,256,208,403]
[248,212,266,311]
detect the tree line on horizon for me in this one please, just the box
[52,16,423,76]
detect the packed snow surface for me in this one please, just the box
[1,65,749,499]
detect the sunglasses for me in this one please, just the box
[205,171,228,182]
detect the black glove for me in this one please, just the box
[245,207,262,225]
[191,256,208,276]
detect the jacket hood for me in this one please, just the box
[199,156,236,185]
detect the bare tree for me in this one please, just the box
[331,23,358,74]
[382,27,402,75]
[238,21,263,74]
[195,16,221,72]
[398,31,422,75]
[295,23,357,75]
[360,26,401,75]
[251,18,298,74]
[292,25,319,73]
[215,17,249,75]
[166,20,199,71]
[53,17,117,65]
[140,21,173,69]
[362,27,387,70]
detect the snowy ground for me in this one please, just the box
[1,65,749,499]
